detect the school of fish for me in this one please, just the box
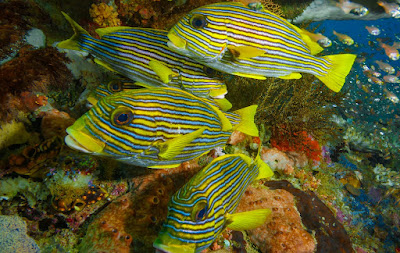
[58,1,362,252]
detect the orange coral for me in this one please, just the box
[236,185,316,253]
[89,3,121,27]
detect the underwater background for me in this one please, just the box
[0,0,399,252]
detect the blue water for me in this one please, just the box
[308,18,400,128]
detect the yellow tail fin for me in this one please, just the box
[232,105,259,137]
[316,54,356,92]
[57,12,91,51]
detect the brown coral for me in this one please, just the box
[236,184,316,253]
[0,1,51,61]
[0,47,72,121]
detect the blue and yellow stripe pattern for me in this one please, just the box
[153,154,273,253]
[65,87,258,169]
[57,12,228,100]
[167,2,356,92]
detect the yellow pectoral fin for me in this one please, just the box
[95,26,134,38]
[149,60,178,84]
[279,72,302,79]
[133,82,155,89]
[213,98,232,111]
[208,86,227,98]
[86,95,99,106]
[94,59,117,72]
[226,208,272,231]
[156,127,206,160]
[232,72,266,80]
[228,46,266,59]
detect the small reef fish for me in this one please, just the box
[377,39,400,61]
[65,87,259,169]
[377,1,400,18]
[368,76,384,85]
[383,88,399,103]
[57,12,230,107]
[332,30,354,45]
[365,26,380,36]
[167,2,356,92]
[153,153,273,253]
[383,75,400,83]
[392,42,400,49]
[337,0,369,16]
[363,67,381,78]
[375,60,395,74]
[301,29,332,47]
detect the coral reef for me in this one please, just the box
[0,1,51,63]
[79,157,204,252]
[0,47,72,121]
[260,147,309,175]
[39,109,75,139]
[265,180,354,253]
[0,177,50,207]
[6,137,62,177]
[236,183,316,253]
[0,215,40,252]
[89,3,121,27]
[0,120,31,150]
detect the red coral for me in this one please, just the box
[270,129,322,161]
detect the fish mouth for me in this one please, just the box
[65,119,106,154]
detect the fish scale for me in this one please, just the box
[167,2,357,92]
[65,87,258,168]
[154,154,273,252]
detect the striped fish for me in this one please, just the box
[153,153,273,253]
[57,12,231,109]
[86,78,142,106]
[167,2,357,92]
[86,78,231,112]
[65,87,258,169]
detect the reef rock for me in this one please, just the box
[265,180,354,253]
[236,184,316,253]
[0,215,40,253]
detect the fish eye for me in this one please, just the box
[190,15,207,29]
[111,107,134,126]
[203,66,217,77]
[191,200,207,221]
[196,207,207,221]
[108,81,123,92]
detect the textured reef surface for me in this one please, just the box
[0,0,399,252]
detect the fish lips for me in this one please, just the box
[65,127,106,154]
